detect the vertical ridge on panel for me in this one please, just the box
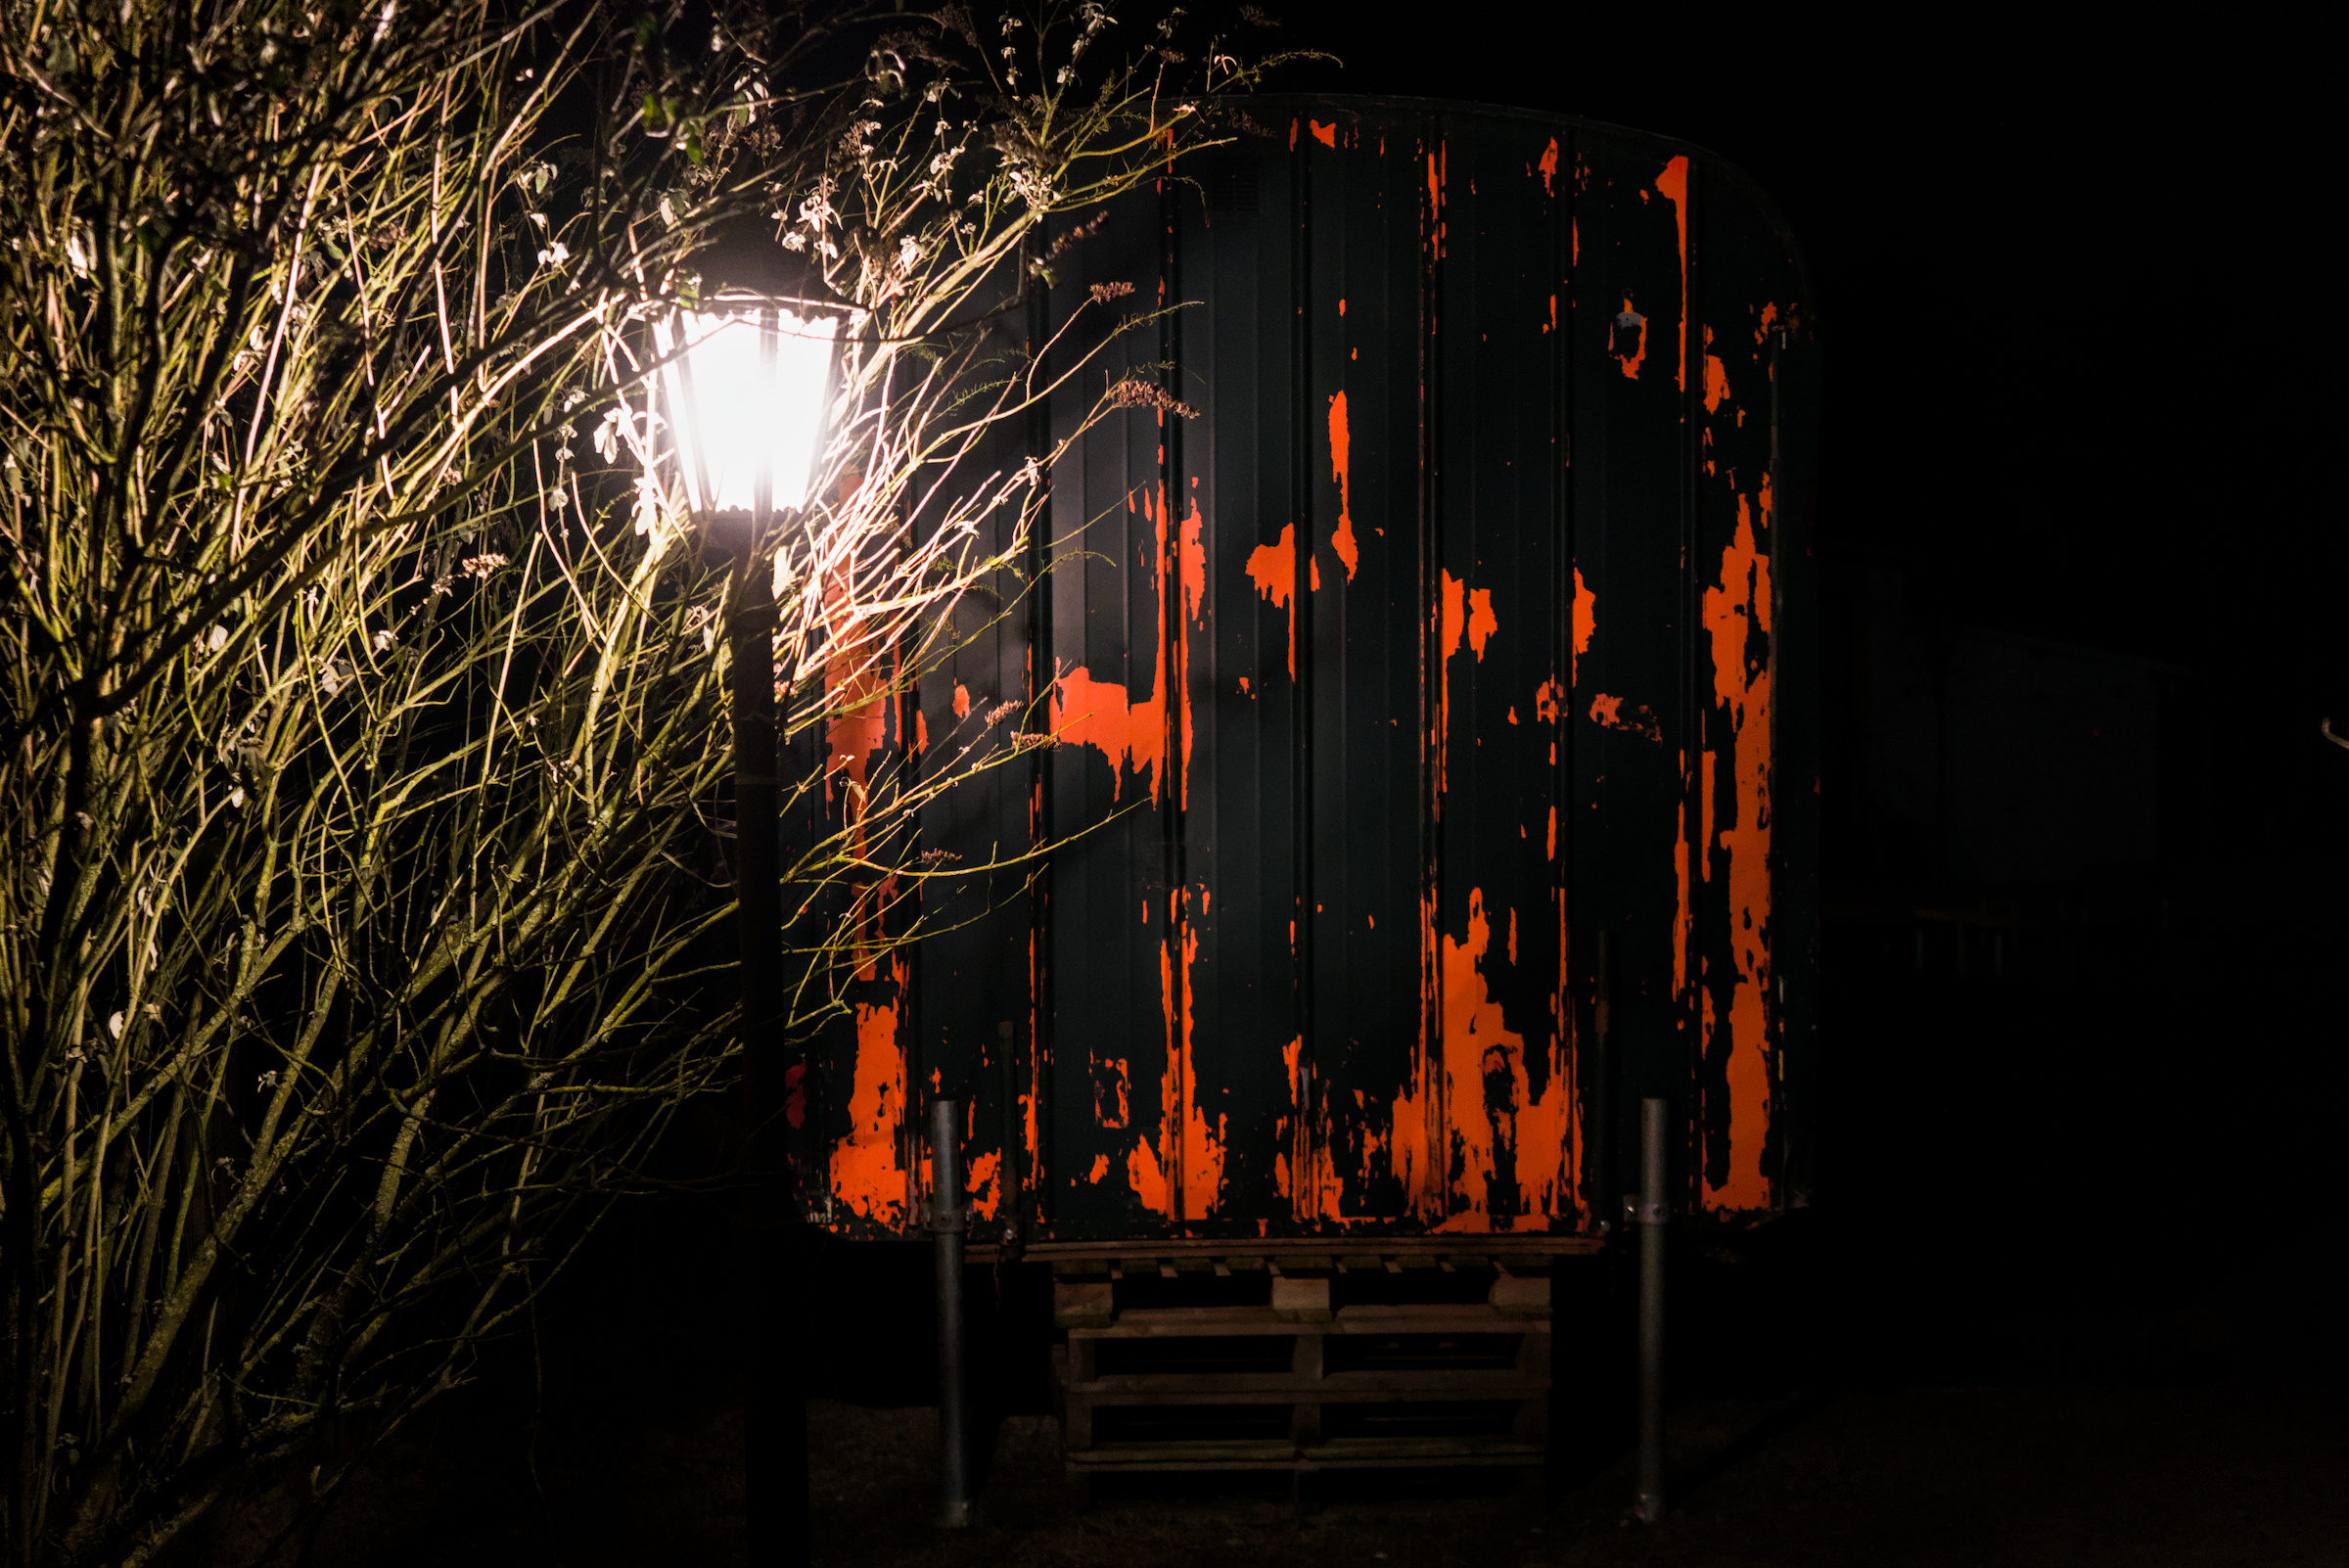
[793,473,916,1236]
[1298,108,1429,1230]
[1692,163,1804,1215]
[1042,188,1175,1236]
[912,266,1044,1239]
[1569,133,1697,1211]
[1175,128,1302,1232]
[1768,238,1821,1220]
[1429,116,1578,1233]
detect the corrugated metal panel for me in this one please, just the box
[791,96,1819,1241]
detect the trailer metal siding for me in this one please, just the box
[790,97,1819,1241]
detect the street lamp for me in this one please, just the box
[657,293,844,1568]
[655,296,844,530]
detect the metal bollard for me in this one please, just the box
[929,1097,973,1528]
[1633,1097,1669,1523]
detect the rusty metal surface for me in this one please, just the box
[789,97,1819,1243]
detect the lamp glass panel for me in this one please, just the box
[658,304,841,514]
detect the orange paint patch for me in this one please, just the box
[1588,692,1661,743]
[1655,156,1688,392]
[1703,325,1730,414]
[952,682,971,719]
[1097,1055,1129,1127]
[1310,118,1338,149]
[1433,570,1500,815]
[1438,571,1497,661]
[966,1150,1002,1221]
[1245,523,1298,677]
[1537,136,1559,196]
[1674,795,1689,1009]
[1247,524,1298,608]
[832,952,909,1226]
[1051,485,1201,806]
[1700,480,1775,1212]
[1572,568,1596,677]
[1128,891,1227,1222]
[1468,590,1497,657]
[1535,678,1566,723]
[827,695,883,791]
[1052,664,1167,804]
[1326,392,1359,579]
[1434,890,1576,1229]
[1616,296,1647,381]
[1426,141,1447,257]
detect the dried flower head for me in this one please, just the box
[1108,377,1198,418]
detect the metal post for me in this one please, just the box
[929,1097,973,1527]
[1633,1097,1669,1523]
[717,524,806,1568]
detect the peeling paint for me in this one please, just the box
[1674,794,1690,1014]
[1131,889,1225,1221]
[1097,1054,1129,1128]
[1052,663,1167,804]
[1425,890,1578,1230]
[967,1149,1001,1220]
[1700,479,1774,1211]
[1434,570,1498,809]
[1245,523,1298,677]
[1426,140,1447,257]
[1588,692,1660,743]
[1572,567,1595,677]
[1614,297,1647,381]
[1327,391,1359,579]
[1655,156,1688,392]
[817,108,1806,1250]
[1439,570,1497,661]
[831,951,909,1226]
[1050,485,1198,805]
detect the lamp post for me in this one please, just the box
[658,294,843,1568]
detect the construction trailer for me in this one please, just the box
[781,95,1820,1496]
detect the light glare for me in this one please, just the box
[657,302,841,517]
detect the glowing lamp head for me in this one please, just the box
[655,296,842,527]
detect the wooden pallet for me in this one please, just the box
[1051,1264,1554,1504]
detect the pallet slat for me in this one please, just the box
[1066,1437,1546,1468]
[1069,1304,1550,1338]
[1070,1368,1545,1402]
